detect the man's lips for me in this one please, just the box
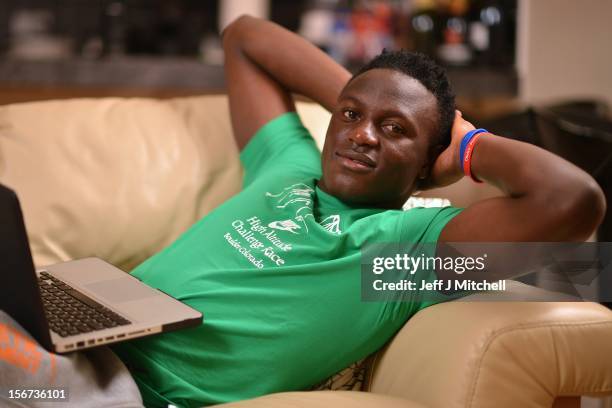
[335,151,377,171]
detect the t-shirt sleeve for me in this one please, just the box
[399,206,468,309]
[400,205,463,244]
[239,112,322,188]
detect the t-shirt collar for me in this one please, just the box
[315,181,362,212]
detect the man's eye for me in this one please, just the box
[383,123,405,134]
[342,109,358,120]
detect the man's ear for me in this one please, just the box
[416,144,445,190]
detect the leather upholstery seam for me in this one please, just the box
[365,350,383,392]
[559,388,612,395]
[467,320,612,407]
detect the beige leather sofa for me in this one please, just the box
[1,95,611,408]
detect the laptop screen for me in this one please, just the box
[0,184,52,349]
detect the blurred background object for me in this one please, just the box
[0,0,518,98]
[0,0,609,250]
[534,101,612,242]
[7,8,72,59]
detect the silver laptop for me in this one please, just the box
[0,183,203,353]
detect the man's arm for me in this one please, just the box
[436,113,606,242]
[222,15,351,150]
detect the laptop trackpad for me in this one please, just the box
[85,278,160,303]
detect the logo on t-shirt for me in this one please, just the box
[320,214,342,235]
[265,183,343,235]
[266,183,314,233]
[268,219,301,234]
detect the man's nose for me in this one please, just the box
[349,123,378,147]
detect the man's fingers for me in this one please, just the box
[451,109,477,143]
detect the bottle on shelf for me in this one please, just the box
[468,0,511,67]
[437,0,472,66]
[409,0,439,58]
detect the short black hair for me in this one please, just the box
[352,49,456,149]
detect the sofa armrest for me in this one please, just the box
[369,299,612,408]
[213,391,425,408]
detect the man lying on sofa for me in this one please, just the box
[1,15,606,408]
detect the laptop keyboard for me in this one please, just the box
[38,271,131,338]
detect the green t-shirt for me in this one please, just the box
[112,112,462,407]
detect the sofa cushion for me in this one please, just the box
[0,96,241,270]
[212,390,426,408]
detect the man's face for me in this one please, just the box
[318,68,439,208]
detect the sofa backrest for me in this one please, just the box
[0,95,501,271]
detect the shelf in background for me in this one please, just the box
[0,57,225,91]
[0,57,519,118]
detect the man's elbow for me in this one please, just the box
[575,178,606,239]
[221,15,256,49]
[552,177,607,241]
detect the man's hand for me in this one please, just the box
[421,110,475,190]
